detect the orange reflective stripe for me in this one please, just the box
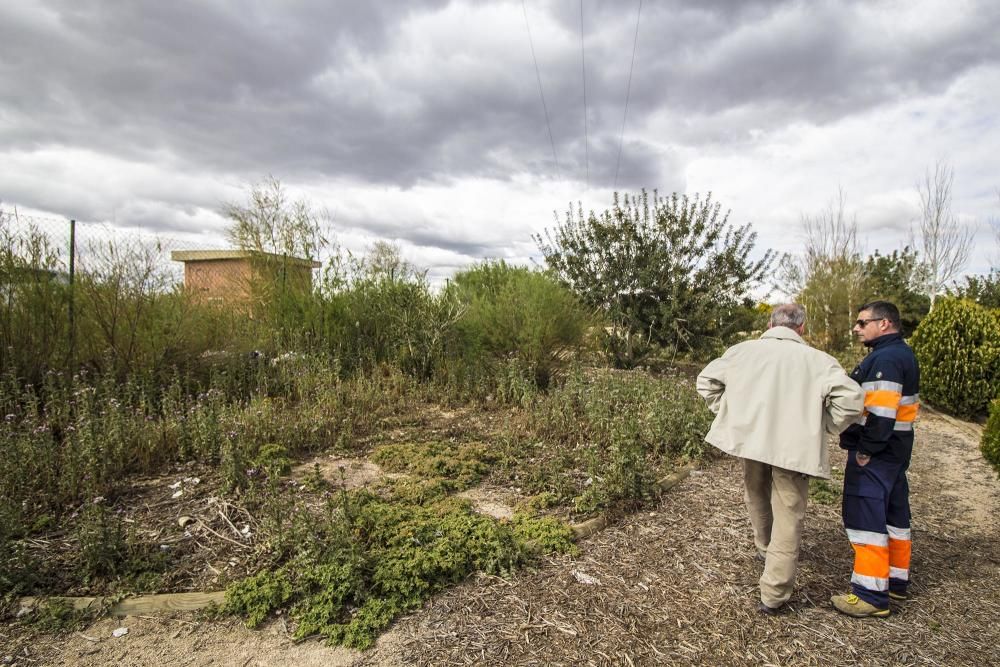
[888,538,912,569]
[896,403,919,422]
[865,390,902,410]
[852,543,890,578]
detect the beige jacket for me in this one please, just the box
[696,327,864,479]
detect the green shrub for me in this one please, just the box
[0,504,52,598]
[76,503,129,581]
[447,261,592,390]
[59,501,170,592]
[310,245,458,380]
[910,298,1000,417]
[982,399,1000,477]
[19,599,96,632]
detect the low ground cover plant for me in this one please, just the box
[0,351,711,642]
[224,475,576,649]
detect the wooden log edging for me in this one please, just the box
[18,591,226,617]
[18,465,694,618]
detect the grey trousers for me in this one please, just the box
[743,459,809,608]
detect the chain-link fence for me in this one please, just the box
[2,212,187,276]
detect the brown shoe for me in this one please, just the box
[831,593,890,618]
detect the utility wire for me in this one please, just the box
[614,0,642,191]
[522,0,560,179]
[580,0,589,190]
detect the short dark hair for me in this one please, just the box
[859,300,901,331]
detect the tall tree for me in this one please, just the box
[862,247,930,336]
[224,176,328,261]
[535,191,774,364]
[779,190,865,352]
[946,188,1000,309]
[913,162,974,306]
[223,177,332,332]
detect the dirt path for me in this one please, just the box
[9,412,999,666]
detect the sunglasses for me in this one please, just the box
[854,317,884,327]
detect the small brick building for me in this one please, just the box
[171,250,321,303]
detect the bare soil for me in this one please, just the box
[4,411,998,666]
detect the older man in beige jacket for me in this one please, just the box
[697,304,864,615]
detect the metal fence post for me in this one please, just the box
[68,218,76,374]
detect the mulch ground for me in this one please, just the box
[360,412,1000,667]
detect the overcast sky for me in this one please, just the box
[2,0,998,286]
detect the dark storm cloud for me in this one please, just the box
[628,0,1000,126]
[1,0,998,196]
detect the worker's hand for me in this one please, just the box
[855,453,871,467]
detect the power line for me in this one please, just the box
[614,0,642,191]
[580,0,589,190]
[522,0,560,179]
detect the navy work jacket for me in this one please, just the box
[839,333,920,464]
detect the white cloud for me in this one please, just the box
[685,63,1000,273]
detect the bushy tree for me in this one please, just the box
[862,247,930,336]
[950,271,1000,309]
[779,191,865,353]
[223,177,332,346]
[535,191,774,365]
[224,176,328,261]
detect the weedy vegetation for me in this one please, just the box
[0,198,718,647]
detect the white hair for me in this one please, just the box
[769,303,806,329]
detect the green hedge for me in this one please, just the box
[982,399,1000,477]
[910,298,1000,418]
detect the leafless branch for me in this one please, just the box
[913,162,975,305]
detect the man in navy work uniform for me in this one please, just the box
[832,300,920,618]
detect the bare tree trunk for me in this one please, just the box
[914,162,974,308]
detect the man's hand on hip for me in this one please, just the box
[856,453,871,467]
